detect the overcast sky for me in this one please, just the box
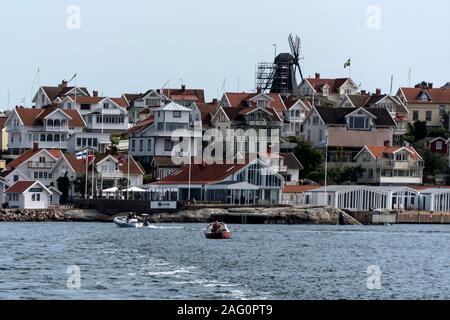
[0,0,449,108]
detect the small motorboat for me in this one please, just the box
[113,216,141,228]
[205,222,231,239]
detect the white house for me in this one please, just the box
[60,96,129,133]
[299,74,359,105]
[126,90,165,124]
[129,102,201,176]
[282,98,311,137]
[354,146,424,185]
[282,185,320,206]
[5,107,86,156]
[5,180,55,209]
[32,81,90,108]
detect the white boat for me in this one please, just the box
[113,216,142,228]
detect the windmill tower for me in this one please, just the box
[255,34,304,97]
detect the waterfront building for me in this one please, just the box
[152,158,285,205]
[354,146,424,185]
[396,83,450,127]
[303,106,396,165]
[282,185,320,205]
[309,185,419,211]
[298,73,359,105]
[5,107,86,156]
[418,188,450,212]
[338,92,409,143]
[5,180,55,209]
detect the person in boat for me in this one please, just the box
[211,221,220,233]
[126,213,132,222]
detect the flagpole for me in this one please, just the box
[91,152,95,199]
[188,142,192,201]
[324,134,328,206]
[84,148,88,199]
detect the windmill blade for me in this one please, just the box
[288,34,296,57]
[295,36,301,57]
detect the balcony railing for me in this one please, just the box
[45,126,69,132]
[28,161,56,169]
[101,172,124,179]
[375,160,424,167]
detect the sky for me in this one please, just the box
[0,0,449,109]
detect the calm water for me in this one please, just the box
[0,222,449,299]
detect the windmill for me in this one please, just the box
[255,34,304,97]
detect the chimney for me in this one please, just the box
[428,83,433,89]
[315,73,320,79]
[384,140,390,147]
[361,90,366,95]
[375,88,381,95]
[212,98,218,105]
[181,84,186,91]
[256,86,262,93]
[59,80,68,88]
[33,142,39,150]
[93,90,98,97]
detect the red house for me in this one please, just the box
[421,137,448,155]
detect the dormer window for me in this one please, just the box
[322,86,329,96]
[348,116,370,130]
[256,100,267,108]
[419,92,430,102]
[103,103,110,109]
[395,153,409,161]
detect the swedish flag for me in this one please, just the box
[344,58,351,68]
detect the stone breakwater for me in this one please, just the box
[0,209,112,222]
[0,206,361,225]
[146,206,362,225]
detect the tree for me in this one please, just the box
[407,121,428,142]
[327,165,364,185]
[73,175,91,198]
[291,137,324,178]
[421,149,448,176]
[56,172,70,204]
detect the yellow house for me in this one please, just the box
[397,84,450,127]
[0,114,8,153]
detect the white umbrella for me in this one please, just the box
[102,187,119,192]
[122,187,146,192]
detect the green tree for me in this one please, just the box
[407,121,428,141]
[291,137,324,178]
[73,175,91,198]
[327,165,364,184]
[56,172,70,204]
[421,149,448,176]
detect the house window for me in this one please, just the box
[131,139,136,151]
[322,86,329,96]
[368,169,374,178]
[77,138,82,147]
[32,193,41,202]
[81,104,91,110]
[93,138,98,147]
[312,116,319,125]
[439,105,446,116]
[103,103,110,109]
[39,157,46,163]
[426,111,432,121]
[413,111,419,121]
[13,175,19,182]
[345,89,352,94]
[147,139,152,151]
[436,141,443,150]
[164,139,173,152]
[139,139,143,152]
[348,116,370,130]
[173,111,181,118]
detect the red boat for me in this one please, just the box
[205,222,231,239]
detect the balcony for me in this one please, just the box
[28,161,56,169]
[375,159,424,168]
[101,171,124,179]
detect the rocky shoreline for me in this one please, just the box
[0,206,362,225]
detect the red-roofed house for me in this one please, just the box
[152,158,284,204]
[5,107,86,155]
[281,98,311,137]
[32,81,90,108]
[397,84,450,127]
[299,73,359,104]
[220,92,287,118]
[5,180,54,209]
[354,145,424,185]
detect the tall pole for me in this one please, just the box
[324,134,328,206]
[188,142,192,201]
[127,151,130,200]
[91,153,95,199]
[84,148,88,199]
